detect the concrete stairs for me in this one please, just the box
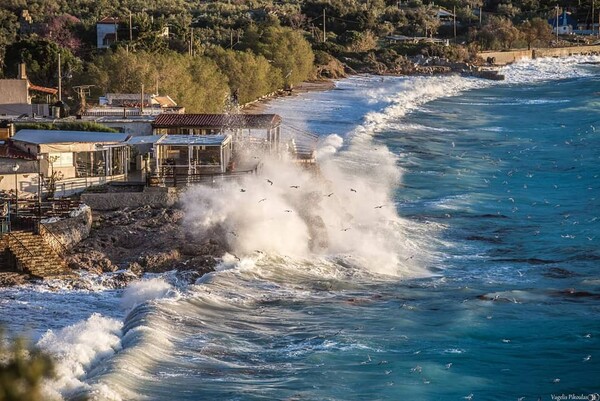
[6,231,74,279]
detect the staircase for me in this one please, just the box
[6,231,74,279]
[288,131,319,162]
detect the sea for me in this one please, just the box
[1,56,599,401]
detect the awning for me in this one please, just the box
[156,134,231,147]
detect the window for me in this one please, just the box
[47,152,73,168]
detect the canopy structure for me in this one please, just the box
[11,129,129,153]
[152,134,233,174]
[11,129,130,179]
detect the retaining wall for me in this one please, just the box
[80,187,179,211]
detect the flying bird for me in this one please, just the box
[374,205,384,209]
[240,188,246,192]
[326,192,334,197]
[284,209,293,213]
[290,185,300,189]
[266,179,273,185]
[229,231,238,237]
[258,198,266,203]
[341,228,351,231]
[350,188,357,193]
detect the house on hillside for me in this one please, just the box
[0,64,57,118]
[10,129,130,196]
[97,17,119,49]
[549,10,577,34]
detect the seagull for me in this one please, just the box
[284,209,292,213]
[240,188,246,192]
[266,179,273,185]
[552,378,560,383]
[445,363,452,369]
[410,365,422,373]
[290,185,300,189]
[518,398,525,401]
[374,205,384,209]
[583,355,591,362]
[326,192,334,197]
[229,231,238,237]
[258,198,266,203]
[464,394,473,401]
[232,254,241,261]
[341,228,351,231]
[584,333,592,338]
[350,188,357,192]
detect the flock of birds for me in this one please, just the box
[234,178,388,220]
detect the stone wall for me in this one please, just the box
[42,205,92,251]
[533,45,600,58]
[80,187,179,211]
[477,50,533,65]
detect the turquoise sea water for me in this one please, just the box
[1,58,600,400]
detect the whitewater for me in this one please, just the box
[1,55,600,400]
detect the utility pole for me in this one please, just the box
[140,84,144,114]
[556,5,559,41]
[592,1,595,35]
[230,29,233,48]
[129,11,133,41]
[322,9,326,42]
[453,6,457,41]
[57,52,62,102]
[479,7,482,26]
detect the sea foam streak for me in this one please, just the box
[36,278,176,401]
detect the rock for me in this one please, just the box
[139,249,181,273]
[67,250,118,274]
[0,272,30,287]
[127,261,144,277]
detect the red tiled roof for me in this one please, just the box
[98,17,119,24]
[152,114,282,129]
[29,84,58,95]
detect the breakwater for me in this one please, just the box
[478,44,600,65]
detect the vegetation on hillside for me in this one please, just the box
[0,0,586,112]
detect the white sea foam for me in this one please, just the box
[180,78,481,277]
[37,313,123,399]
[120,277,175,311]
[501,54,600,83]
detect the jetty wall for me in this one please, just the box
[477,45,600,65]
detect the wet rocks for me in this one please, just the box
[0,272,29,287]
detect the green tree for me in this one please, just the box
[3,39,80,88]
[211,48,283,105]
[247,24,315,87]
[478,16,520,49]
[520,17,553,49]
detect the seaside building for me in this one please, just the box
[151,113,282,150]
[9,129,130,197]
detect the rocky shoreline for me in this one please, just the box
[0,203,225,289]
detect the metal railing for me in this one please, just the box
[39,223,69,256]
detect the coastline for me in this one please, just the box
[243,79,336,114]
